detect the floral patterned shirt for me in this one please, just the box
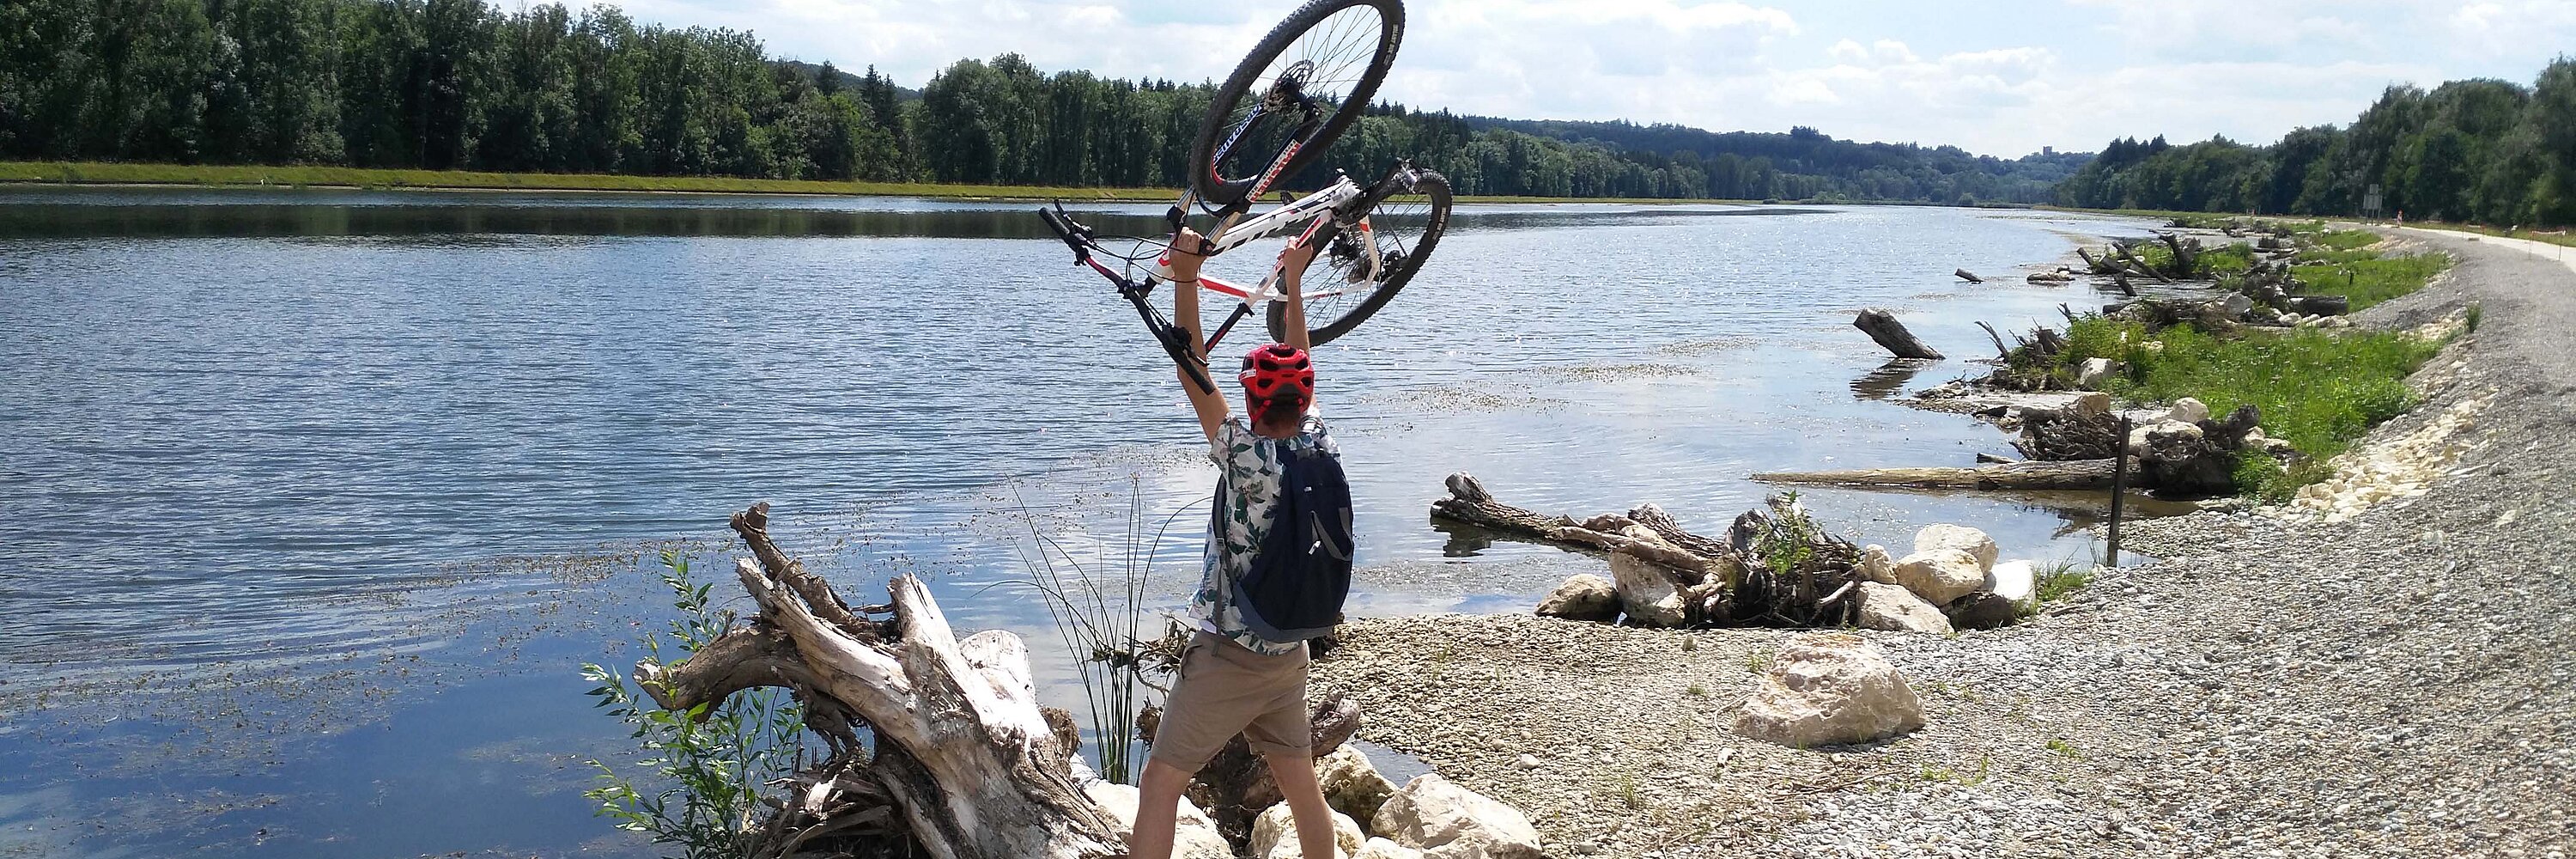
[1190,411,1338,655]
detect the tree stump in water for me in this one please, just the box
[1852,308,1943,360]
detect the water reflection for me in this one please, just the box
[1849,359,1935,401]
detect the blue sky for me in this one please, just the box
[611,0,2576,156]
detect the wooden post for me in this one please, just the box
[1852,308,1943,360]
[2106,417,2130,567]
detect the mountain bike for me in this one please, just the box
[1036,0,1451,393]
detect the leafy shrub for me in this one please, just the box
[581,551,807,859]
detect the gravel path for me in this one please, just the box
[1309,228,2576,858]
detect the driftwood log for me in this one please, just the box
[1853,308,1943,360]
[1430,475,1853,628]
[1753,459,2123,490]
[1954,268,1984,283]
[639,503,1124,859]
[2115,242,2174,283]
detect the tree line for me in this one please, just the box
[2056,59,2576,226]
[0,0,2079,202]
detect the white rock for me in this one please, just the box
[2166,397,2210,424]
[1370,774,1544,859]
[1985,560,2037,602]
[1356,838,1427,859]
[1855,582,1953,635]
[1893,548,1986,606]
[1253,802,1365,859]
[1855,545,1899,584]
[1911,524,1998,571]
[1084,782,1232,859]
[1315,743,1398,824]
[1608,551,1689,628]
[1533,573,1619,622]
[2075,357,2115,389]
[2071,391,2113,416]
[1730,632,1926,747]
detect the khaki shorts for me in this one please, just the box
[1149,631,1310,772]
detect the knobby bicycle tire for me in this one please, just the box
[1189,0,1404,209]
[1269,168,1451,347]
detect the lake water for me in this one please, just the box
[0,186,2158,856]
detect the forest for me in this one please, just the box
[2055,59,2576,226]
[0,0,2075,202]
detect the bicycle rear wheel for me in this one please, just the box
[1190,0,1403,209]
[1270,168,1451,347]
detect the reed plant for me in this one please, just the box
[996,478,1200,785]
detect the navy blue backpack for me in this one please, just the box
[1215,444,1355,643]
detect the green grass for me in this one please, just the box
[2026,560,2094,608]
[2062,316,2443,497]
[2308,229,2382,252]
[2138,240,2256,277]
[2290,253,2453,310]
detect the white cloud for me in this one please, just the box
[601,0,2576,157]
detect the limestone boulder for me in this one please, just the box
[1370,774,1543,859]
[1912,524,1998,572]
[1533,574,1619,623]
[1854,582,1952,635]
[1855,544,1899,584]
[2074,357,2116,389]
[1984,560,2036,602]
[1252,802,1365,859]
[2072,391,2113,416]
[1608,551,1688,628]
[2166,396,2211,424]
[1356,838,1427,859]
[1315,743,1399,824]
[1892,548,1985,606]
[1730,632,1926,747]
[1084,782,1231,859]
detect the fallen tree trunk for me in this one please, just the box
[2115,242,2174,283]
[1753,459,2124,490]
[1428,474,1719,573]
[1852,308,1943,360]
[640,503,1124,859]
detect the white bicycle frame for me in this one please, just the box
[1148,174,1388,308]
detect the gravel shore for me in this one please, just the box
[1309,228,2576,858]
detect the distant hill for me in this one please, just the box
[1461,116,2093,204]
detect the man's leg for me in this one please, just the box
[1128,758,1196,859]
[1263,750,1339,859]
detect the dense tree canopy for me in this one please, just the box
[0,0,2078,202]
[2056,59,2576,227]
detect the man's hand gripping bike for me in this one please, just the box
[1035,0,1452,393]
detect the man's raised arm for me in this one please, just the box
[1166,229,1230,442]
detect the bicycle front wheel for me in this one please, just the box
[1270,168,1451,347]
[1190,0,1403,209]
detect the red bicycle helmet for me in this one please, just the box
[1238,342,1315,407]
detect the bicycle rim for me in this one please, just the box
[1272,168,1451,346]
[1193,0,1402,207]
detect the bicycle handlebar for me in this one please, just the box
[1036,204,1219,396]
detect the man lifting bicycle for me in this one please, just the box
[1126,230,1345,859]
